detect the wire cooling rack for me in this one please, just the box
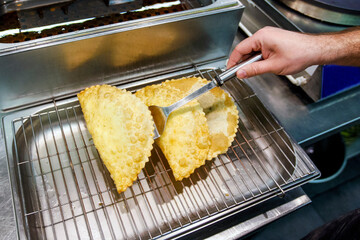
[3,68,319,239]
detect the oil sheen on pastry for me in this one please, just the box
[78,85,154,193]
[163,77,239,160]
[135,84,210,181]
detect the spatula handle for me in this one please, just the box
[166,54,262,114]
[215,54,263,85]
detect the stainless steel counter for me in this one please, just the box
[1,29,359,239]
[0,132,17,240]
[245,74,360,146]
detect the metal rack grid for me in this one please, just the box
[5,68,319,240]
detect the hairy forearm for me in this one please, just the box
[315,27,360,66]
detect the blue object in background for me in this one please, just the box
[321,65,360,99]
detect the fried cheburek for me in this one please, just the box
[78,77,238,185]
[162,77,239,160]
[78,85,154,193]
[135,84,211,181]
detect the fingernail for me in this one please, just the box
[237,69,247,79]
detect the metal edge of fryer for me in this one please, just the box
[0,0,243,54]
[0,0,244,112]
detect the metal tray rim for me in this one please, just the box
[0,0,243,55]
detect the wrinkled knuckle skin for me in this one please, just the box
[251,65,260,76]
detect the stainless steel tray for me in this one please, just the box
[0,0,244,111]
[2,67,319,239]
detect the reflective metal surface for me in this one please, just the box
[1,0,73,15]
[106,0,137,5]
[0,129,312,240]
[242,0,348,34]
[204,188,310,240]
[278,0,360,26]
[2,67,319,239]
[245,73,360,146]
[0,0,243,112]
[0,132,17,240]
[17,0,144,29]
[0,0,324,237]
[217,53,262,84]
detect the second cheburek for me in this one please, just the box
[162,77,239,160]
[78,85,154,193]
[135,84,211,181]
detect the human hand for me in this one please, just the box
[227,26,324,79]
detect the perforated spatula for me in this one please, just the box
[150,54,262,139]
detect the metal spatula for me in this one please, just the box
[150,54,262,139]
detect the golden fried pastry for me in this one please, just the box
[135,84,210,181]
[163,77,239,160]
[78,85,154,193]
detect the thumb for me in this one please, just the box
[236,59,275,79]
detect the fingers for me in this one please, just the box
[227,36,260,68]
[236,59,275,79]
[228,27,316,78]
